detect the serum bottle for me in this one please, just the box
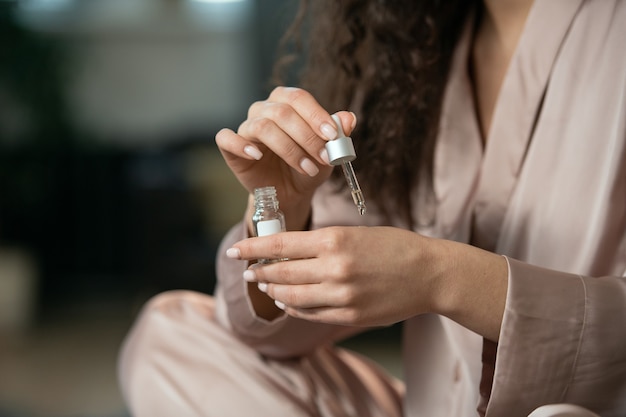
[252,186,286,263]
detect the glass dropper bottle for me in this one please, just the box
[325,114,367,215]
[252,186,287,263]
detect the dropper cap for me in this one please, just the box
[325,115,356,165]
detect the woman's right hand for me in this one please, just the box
[215,87,356,226]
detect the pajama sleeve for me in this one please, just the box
[486,258,626,416]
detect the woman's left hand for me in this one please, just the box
[227,226,445,327]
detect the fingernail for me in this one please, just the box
[226,248,241,259]
[320,123,337,140]
[319,148,330,165]
[257,282,268,293]
[300,157,319,177]
[243,269,256,282]
[350,112,357,130]
[244,145,263,160]
[274,300,285,310]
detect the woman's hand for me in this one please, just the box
[227,226,509,341]
[227,226,443,327]
[215,87,355,218]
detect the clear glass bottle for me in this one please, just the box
[252,186,286,263]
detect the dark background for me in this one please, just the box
[0,0,297,314]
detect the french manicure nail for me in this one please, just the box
[300,157,319,177]
[320,123,337,140]
[244,145,263,160]
[257,282,268,293]
[226,248,241,259]
[274,300,286,310]
[243,270,256,282]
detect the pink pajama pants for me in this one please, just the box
[118,290,404,417]
[118,290,601,417]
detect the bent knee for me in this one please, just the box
[528,404,600,417]
[118,291,218,412]
[141,290,216,317]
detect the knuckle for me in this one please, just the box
[281,141,301,161]
[283,288,300,306]
[307,107,327,126]
[269,86,306,104]
[301,130,321,147]
[320,228,343,253]
[267,102,292,120]
[333,261,353,281]
[276,265,292,284]
[337,285,356,305]
[344,307,363,325]
[269,237,286,259]
[247,100,269,119]
[285,289,300,307]
[282,87,308,104]
[249,117,274,136]
[269,85,288,97]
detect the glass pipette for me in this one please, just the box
[325,115,367,215]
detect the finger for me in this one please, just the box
[265,88,358,145]
[252,261,353,308]
[248,100,330,166]
[238,116,323,177]
[262,282,329,309]
[247,257,322,285]
[215,128,264,161]
[277,305,364,327]
[230,231,324,262]
[267,87,339,141]
[334,111,358,137]
[280,306,337,322]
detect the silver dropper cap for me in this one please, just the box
[325,115,356,166]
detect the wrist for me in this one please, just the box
[423,238,458,317]
[429,239,509,341]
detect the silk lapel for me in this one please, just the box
[472,0,585,251]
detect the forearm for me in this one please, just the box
[430,239,509,342]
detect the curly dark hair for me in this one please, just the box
[273,0,475,226]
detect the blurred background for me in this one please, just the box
[0,1,400,416]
